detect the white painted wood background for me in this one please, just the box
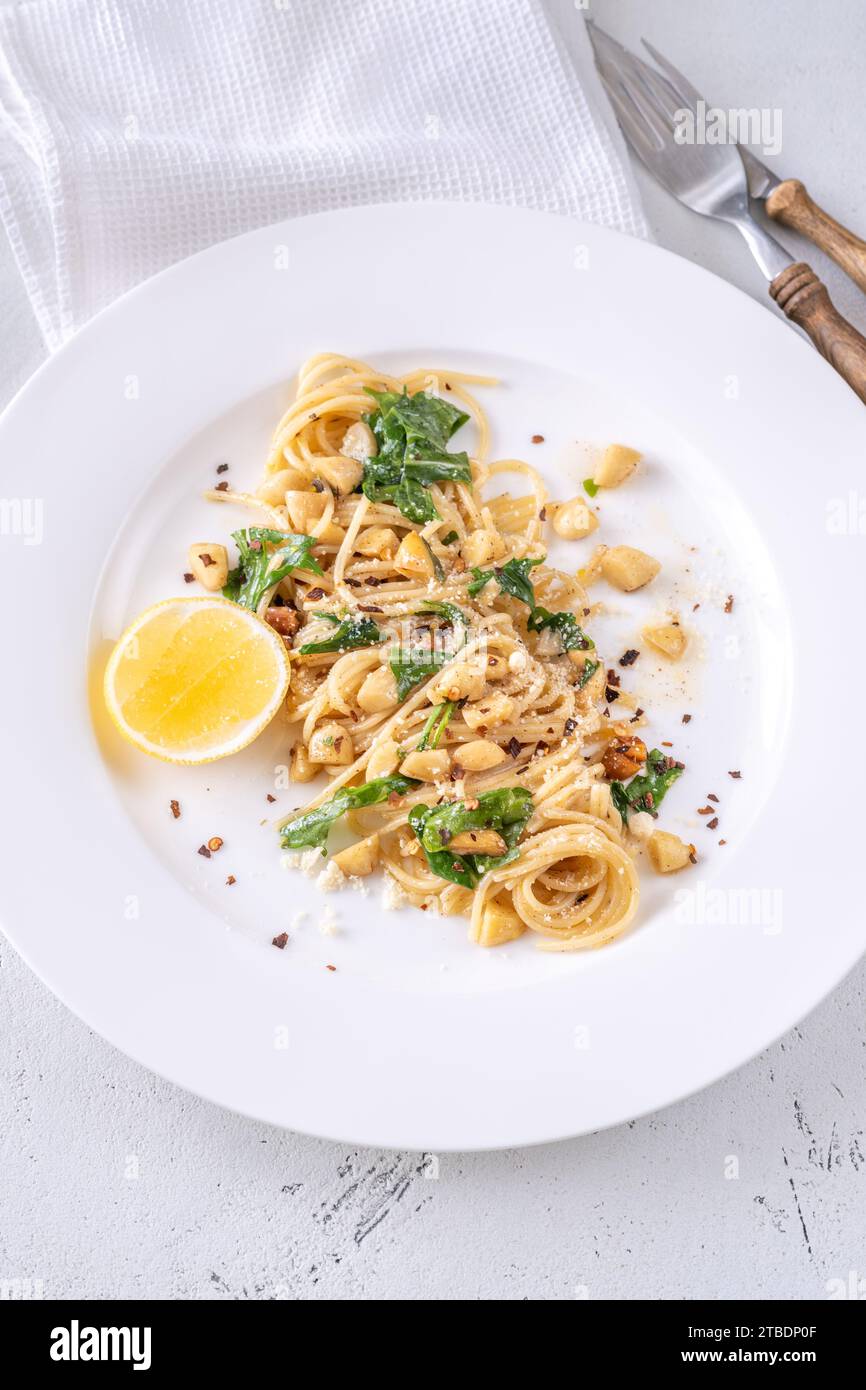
[1,0,864,1299]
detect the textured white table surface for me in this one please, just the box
[2,0,865,1301]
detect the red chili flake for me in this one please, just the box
[450,763,465,781]
[728,770,742,779]
[344,577,362,587]
[619,649,639,667]
[387,791,403,806]
[605,686,620,703]
[169,800,181,819]
[325,963,336,972]
[688,850,698,864]
[226,874,236,886]
[661,741,673,748]
[692,603,700,611]
[207,836,223,853]
[719,839,727,846]
[534,741,549,757]
[682,713,692,724]
[698,806,713,815]
[272,932,288,950]
[249,539,262,551]
[629,707,644,723]
[531,434,545,444]
[707,793,719,803]
[197,845,211,858]
[724,595,734,613]
[707,817,719,830]
[606,669,621,688]
[216,462,229,474]
[358,604,384,613]
[307,587,325,600]
[214,481,229,492]
[266,793,276,803]
[508,737,521,758]
[538,507,547,521]
[564,719,577,736]
[183,572,194,583]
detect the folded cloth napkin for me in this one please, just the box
[0,0,647,352]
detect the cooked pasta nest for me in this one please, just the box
[205,352,647,951]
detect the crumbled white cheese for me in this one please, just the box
[508,649,528,673]
[382,874,408,910]
[317,860,347,892]
[281,848,325,876]
[318,905,339,936]
[629,811,656,842]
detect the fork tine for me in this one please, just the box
[640,38,706,113]
[588,23,682,135]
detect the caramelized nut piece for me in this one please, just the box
[602,736,647,781]
[462,692,514,730]
[333,833,380,877]
[474,899,526,947]
[317,455,363,495]
[448,829,507,856]
[643,621,688,660]
[290,741,318,783]
[357,665,399,713]
[308,723,354,766]
[366,737,400,781]
[455,739,507,771]
[600,545,660,592]
[284,490,327,532]
[265,606,301,637]
[647,830,695,873]
[594,443,642,489]
[461,529,497,567]
[552,497,599,540]
[427,661,485,703]
[340,420,378,462]
[400,748,450,781]
[188,543,228,591]
[394,531,435,580]
[355,526,399,560]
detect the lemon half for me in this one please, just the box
[103,596,290,764]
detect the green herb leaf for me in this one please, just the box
[279,774,420,854]
[224,527,322,611]
[493,555,545,607]
[408,787,534,887]
[417,701,455,753]
[299,613,382,656]
[576,658,600,690]
[583,477,599,498]
[441,530,459,546]
[361,387,471,524]
[527,606,594,652]
[468,567,493,597]
[610,749,684,822]
[389,647,448,701]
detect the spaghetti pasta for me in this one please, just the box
[202,353,689,950]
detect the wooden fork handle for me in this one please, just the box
[770,262,866,404]
[766,179,866,295]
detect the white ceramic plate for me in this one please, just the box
[1,203,864,1149]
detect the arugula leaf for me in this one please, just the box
[409,787,534,888]
[299,613,382,656]
[361,387,471,523]
[417,700,455,752]
[576,658,600,690]
[366,387,469,451]
[468,567,493,597]
[403,449,472,486]
[415,600,469,635]
[527,606,594,652]
[493,555,545,607]
[279,774,420,854]
[224,527,322,611]
[389,646,448,701]
[441,530,459,546]
[610,749,684,822]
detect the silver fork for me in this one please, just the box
[588,21,866,404]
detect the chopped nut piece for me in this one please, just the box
[265,605,301,637]
[188,542,229,591]
[401,749,450,781]
[724,594,735,613]
[619,649,640,667]
[602,736,647,780]
[552,496,599,541]
[594,443,641,489]
[226,875,236,886]
[197,845,211,859]
[600,546,660,592]
[473,899,526,947]
[333,834,380,877]
[531,434,545,444]
[448,829,508,856]
[169,800,181,819]
[207,836,223,853]
[647,831,695,874]
[340,420,378,463]
[643,620,688,660]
